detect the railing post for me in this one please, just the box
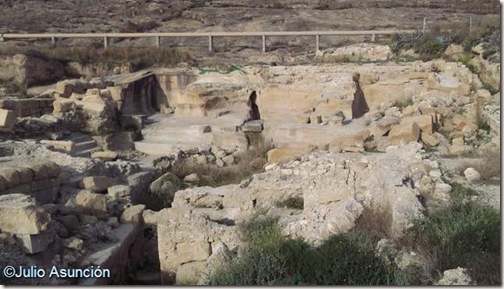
[51,35,56,46]
[208,35,213,52]
[371,33,376,42]
[104,35,109,49]
[315,34,320,51]
[0,34,5,42]
[156,35,161,47]
[262,35,266,53]
[468,15,473,38]
[422,17,427,33]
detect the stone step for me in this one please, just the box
[141,133,212,144]
[141,124,239,137]
[73,147,100,158]
[134,142,196,156]
[74,140,97,151]
[68,133,93,143]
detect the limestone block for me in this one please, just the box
[369,117,400,137]
[142,210,159,226]
[28,163,48,180]
[0,194,51,235]
[53,98,76,113]
[400,115,435,134]
[0,168,21,188]
[421,132,440,147]
[74,190,108,214]
[120,204,146,224]
[452,115,477,131]
[40,140,75,153]
[91,151,118,161]
[327,129,370,153]
[54,80,74,98]
[221,155,235,166]
[16,167,34,184]
[176,261,207,285]
[267,147,310,165]
[81,176,117,193]
[0,109,16,130]
[107,185,131,198]
[242,120,264,132]
[449,137,467,155]
[176,241,211,264]
[387,122,420,145]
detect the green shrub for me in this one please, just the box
[402,192,500,285]
[210,216,407,285]
[458,54,479,74]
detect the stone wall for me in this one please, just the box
[0,161,62,205]
[0,98,54,118]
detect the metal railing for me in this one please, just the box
[0,30,417,52]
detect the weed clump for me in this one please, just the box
[400,186,500,285]
[210,215,407,285]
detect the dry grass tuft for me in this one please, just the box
[170,141,273,187]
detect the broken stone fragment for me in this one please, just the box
[64,237,84,251]
[74,190,108,214]
[120,204,146,224]
[0,194,51,235]
[183,173,200,184]
[81,176,117,193]
[107,185,131,198]
[387,122,420,145]
[464,168,481,182]
[91,150,118,161]
[421,132,440,147]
